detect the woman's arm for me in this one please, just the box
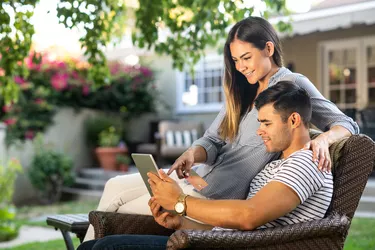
[295,75,359,135]
[294,74,359,171]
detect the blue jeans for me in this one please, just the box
[77,235,169,250]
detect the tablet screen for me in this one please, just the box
[131,153,160,196]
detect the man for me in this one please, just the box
[78,82,333,249]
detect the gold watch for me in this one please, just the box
[174,193,189,216]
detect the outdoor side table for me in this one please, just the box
[46,214,89,250]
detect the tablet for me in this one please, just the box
[131,153,208,196]
[131,153,160,196]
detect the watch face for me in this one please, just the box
[175,202,185,213]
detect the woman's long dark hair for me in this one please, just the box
[219,17,284,141]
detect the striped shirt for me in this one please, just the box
[212,149,333,231]
[248,150,333,228]
[192,67,358,200]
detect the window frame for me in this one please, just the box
[175,54,224,114]
[318,37,371,110]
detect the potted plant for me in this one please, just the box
[116,154,131,172]
[95,126,128,171]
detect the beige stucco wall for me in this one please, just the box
[282,24,375,91]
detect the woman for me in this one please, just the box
[83,16,359,242]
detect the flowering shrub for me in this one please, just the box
[0,52,159,146]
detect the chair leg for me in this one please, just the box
[76,232,86,243]
[60,229,74,250]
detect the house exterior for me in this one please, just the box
[105,0,375,142]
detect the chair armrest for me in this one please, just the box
[89,211,174,239]
[167,213,350,250]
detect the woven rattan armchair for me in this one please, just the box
[89,133,375,250]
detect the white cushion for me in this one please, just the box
[165,129,198,147]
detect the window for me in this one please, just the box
[176,54,224,113]
[320,36,375,137]
[364,39,375,108]
[320,36,375,110]
[320,39,360,110]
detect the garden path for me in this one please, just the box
[0,225,68,249]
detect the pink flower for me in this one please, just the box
[71,71,79,79]
[2,104,12,113]
[140,67,153,78]
[0,68,5,76]
[34,98,45,105]
[51,73,69,91]
[57,62,66,69]
[3,118,17,126]
[25,130,35,140]
[110,64,120,75]
[14,76,26,85]
[25,57,41,71]
[82,85,90,96]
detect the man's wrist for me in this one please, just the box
[174,193,189,216]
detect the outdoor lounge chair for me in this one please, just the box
[136,120,204,165]
[87,132,375,250]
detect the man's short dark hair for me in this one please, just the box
[254,81,312,127]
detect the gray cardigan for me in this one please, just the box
[192,67,359,200]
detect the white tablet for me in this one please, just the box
[132,153,208,196]
[131,153,160,196]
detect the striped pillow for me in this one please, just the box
[165,129,198,147]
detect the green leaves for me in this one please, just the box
[132,0,290,73]
[57,0,126,90]
[0,2,36,104]
[0,206,18,242]
[1,0,291,104]
[28,134,74,203]
[0,159,21,242]
[0,159,22,205]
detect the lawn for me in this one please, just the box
[0,200,374,250]
[344,217,375,249]
[13,199,99,228]
[0,238,81,250]
[0,199,98,250]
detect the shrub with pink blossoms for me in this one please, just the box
[0,52,160,146]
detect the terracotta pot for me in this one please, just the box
[95,147,128,171]
[118,163,129,172]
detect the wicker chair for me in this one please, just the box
[88,133,375,250]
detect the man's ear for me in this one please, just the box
[265,41,275,57]
[289,113,302,128]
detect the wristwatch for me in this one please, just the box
[174,193,189,216]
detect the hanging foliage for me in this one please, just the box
[0,0,290,103]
